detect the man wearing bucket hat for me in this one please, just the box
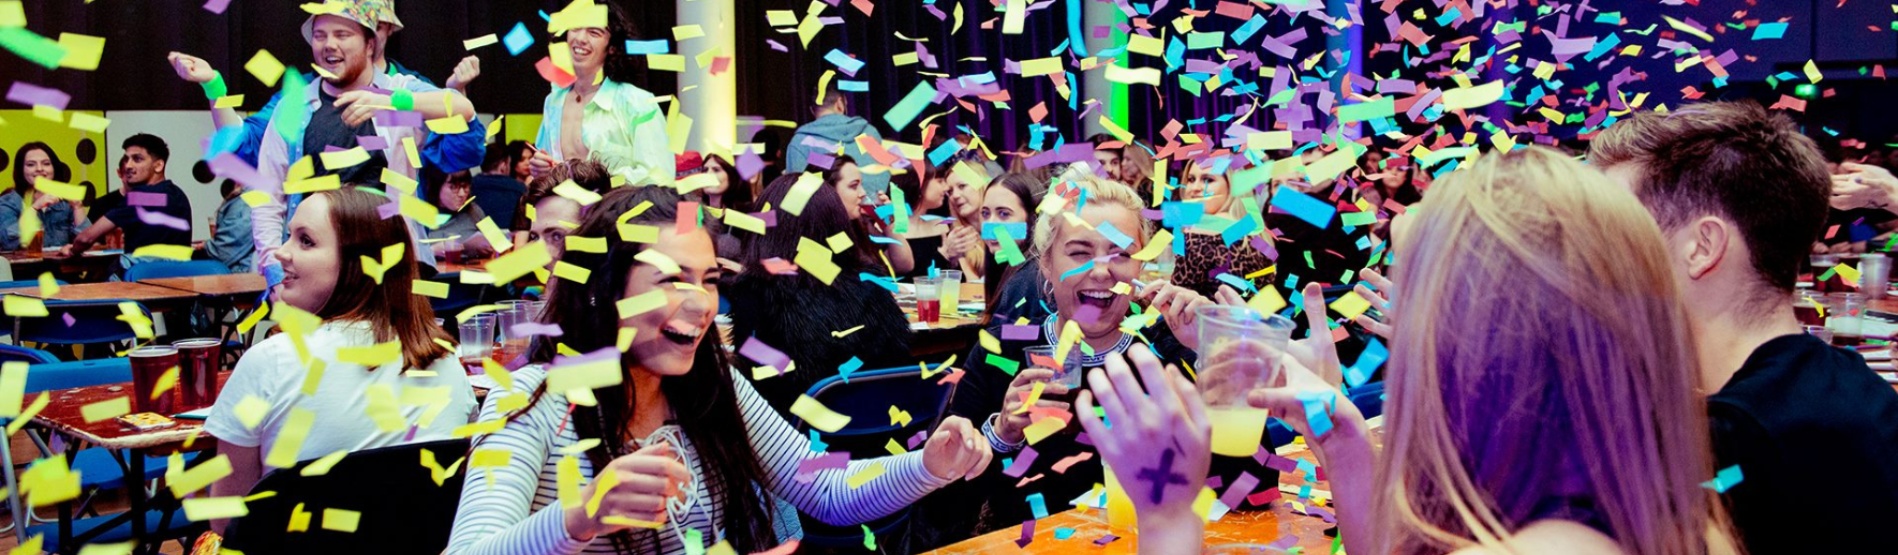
[166,0,484,170]
[209,0,485,274]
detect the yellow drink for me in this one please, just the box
[1208,406,1270,457]
[1104,465,1137,531]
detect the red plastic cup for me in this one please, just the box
[173,338,222,410]
[129,345,181,415]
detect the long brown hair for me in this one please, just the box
[1379,147,1736,554]
[312,187,453,370]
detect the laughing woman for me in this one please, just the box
[206,187,475,532]
[447,186,990,555]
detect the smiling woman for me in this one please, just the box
[447,186,991,555]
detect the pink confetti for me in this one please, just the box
[793,451,849,483]
[202,0,232,13]
[127,192,168,207]
[6,82,71,110]
[136,208,191,232]
[509,322,562,338]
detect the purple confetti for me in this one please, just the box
[377,201,401,220]
[1015,519,1035,548]
[509,322,563,338]
[6,82,70,110]
[208,153,279,195]
[794,451,850,483]
[127,192,168,207]
[906,430,928,450]
[1002,446,1039,478]
[357,135,390,151]
[736,148,766,181]
[738,336,792,372]
[1266,535,1300,550]
[373,110,424,128]
[1093,534,1119,546]
[62,313,76,327]
[1000,324,1038,341]
[136,208,191,231]
[203,0,231,13]
[766,39,788,52]
[1219,471,1261,510]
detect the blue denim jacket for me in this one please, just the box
[230,64,480,174]
[0,190,75,251]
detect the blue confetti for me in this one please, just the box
[623,39,668,55]
[1270,185,1337,228]
[503,22,534,56]
[1702,465,1744,493]
[838,356,863,383]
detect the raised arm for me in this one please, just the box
[167,53,246,130]
[729,369,986,526]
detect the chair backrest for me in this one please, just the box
[800,364,957,458]
[16,300,148,346]
[123,260,229,281]
[24,358,132,392]
[0,344,58,365]
[223,438,470,555]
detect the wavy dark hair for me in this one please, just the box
[312,187,454,370]
[594,1,647,86]
[12,142,71,193]
[744,174,870,280]
[702,153,753,213]
[521,186,773,553]
[820,161,888,269]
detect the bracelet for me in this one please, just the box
[982,413,1024,454]
[390,88,415,111]
[201,72,227,101]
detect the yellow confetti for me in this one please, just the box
[789,394,851,433]
[4,295,47,317]
[845,461,886,489]
[81,396,129,423]
[183,497,249,521]
[412,279,449,299]
[168,454,233,497]
[245,49,286,86]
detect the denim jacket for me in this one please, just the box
[0,190,75,250]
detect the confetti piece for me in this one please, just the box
[81,396,129,423]
[790,394,852,433]
[245,49,286,87]
[503,22,533,55]
[883,82,938,132]
[1702,464,1744,493]
[182,497,249,521]
[1441,81,1505,111]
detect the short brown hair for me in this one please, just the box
[514,159,611,231]
[1589,101,1830,292]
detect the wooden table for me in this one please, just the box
[0,282,200,305]
[930,422,1379,554]
[32,375,226,551]
[139,274,268,299]
[903,282,986,358]
[5,249,123,282]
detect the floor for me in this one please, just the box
[0,433,190,554]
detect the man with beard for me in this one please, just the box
[244,0,483,273]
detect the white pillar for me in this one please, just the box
[1080,0,1118,137]
[679,0,735,154]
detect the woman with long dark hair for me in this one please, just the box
[526,0,672,187]
[726,175,913,413]
[824,159,915,274]
[447,186,989,555]
[206,187,474,532]
[1,142,79,250]
[977,171,1048,325]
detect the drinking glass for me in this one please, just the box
[1826,292,1868,347]
[1023,345,1084,392]
[1862,253,1891,299]
[1195,306,1296,457]
[458,314,496,373]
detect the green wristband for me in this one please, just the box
[201,72,227,101]
[391,88,415,111]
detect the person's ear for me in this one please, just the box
[152,159,167,177]
[1680,216,1731,280]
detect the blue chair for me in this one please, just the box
[792,363,958,549]
[0,344,57,365]
[0,279,66,345]
[15,300,150,360]
[122,260,229,281]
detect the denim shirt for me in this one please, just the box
[0,190,75,250]
[207,197,254,274]
[533,78,673,187]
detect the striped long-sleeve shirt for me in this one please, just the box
[446,364,953,555]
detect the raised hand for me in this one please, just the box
[167,52,218,84]
[1075,346,1210,553]
[561,443,690,542]
[921,415,993,481]
[1137,281,1214,351]
[1351,268,1394,339]
[1283,283,1343,386]
[1832,162,1898,212]
[527,150,560,179]
[446,56,482,93]
[332,90,392,127]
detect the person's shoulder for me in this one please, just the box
[1446,521,1625,555]
[233,330,300,376]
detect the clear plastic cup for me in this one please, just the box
[1195,306,1296,457]
[1827,292,1868,347]
[915,277,942,323]
[1023,345,1084,391]
[938,270,963,315]
[458,314,496,372]
[1861,253,1891,299]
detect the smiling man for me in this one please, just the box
[241,0,484,274]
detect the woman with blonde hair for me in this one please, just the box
[1076,146,1739,555]
[1171,155,1275,298]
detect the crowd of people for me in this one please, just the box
[12,0,1898,554]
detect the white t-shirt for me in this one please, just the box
[205,320,476,465]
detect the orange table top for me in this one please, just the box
[0,282,201,303]
[140,274,268,297]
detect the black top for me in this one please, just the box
[1710,334,1898,554]
[469,174,526,230]
[104,180,192,251]
[902,233,954,279]
[88,189,124,223]
[725,274,914,416]
[1265,185,1373,285]
[304,89,388,185]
